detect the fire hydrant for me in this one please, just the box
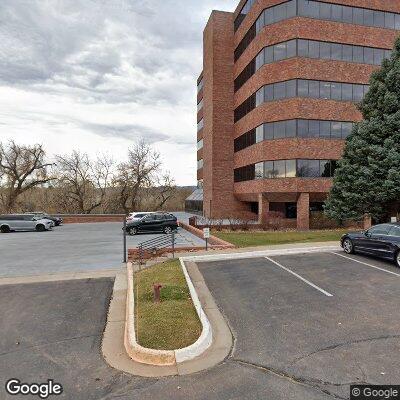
[153,284,163,303]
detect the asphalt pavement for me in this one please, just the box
[2,251,399,399]
[0,217,205,278]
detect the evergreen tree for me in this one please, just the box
[325,37,400,223]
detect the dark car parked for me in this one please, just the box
[341,223,400,267]
[125,212,178,235]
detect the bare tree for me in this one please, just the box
[114,141,161,214]
[0,141,54,212]
[55,151,114,214]
[153,173,177,209]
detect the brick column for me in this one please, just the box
[258,194,269,225]
[363,214,372,230]
[297,193,310,231]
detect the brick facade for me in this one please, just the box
[197,0,400,229]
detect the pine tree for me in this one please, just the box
[324,37,400,223]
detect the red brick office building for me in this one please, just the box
[195,0,400,229]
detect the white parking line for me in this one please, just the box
[265,256,333,297]
[330,252,400,277]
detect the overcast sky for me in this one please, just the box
[0,0,237,185]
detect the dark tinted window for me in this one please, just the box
[368,224,392,235]
[389,225,400,237]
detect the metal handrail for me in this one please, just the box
[137,232,176,265]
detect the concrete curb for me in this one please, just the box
[124,259,213,366]
[175,258,212,363]
[178,221,235,248]
[181,245,342,263]
[124,262,176,366]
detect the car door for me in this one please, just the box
[22,215,36,231]
[139,215,158,232]
[11,215,27,231]
[357,224,392,256]
[387,225,400,258]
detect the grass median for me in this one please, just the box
[213,229,348,248]
[134,259,202,350]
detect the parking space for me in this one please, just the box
[0,222,205,278]
[2,250,400,399]
[198,251,400,399]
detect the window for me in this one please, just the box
[274,160,286,178]
[331,122,342,139]
[368,224,392,235]
[274,82,286,99]
[256,125,264,142]
[331,43,342,60]
[298,80,308,97]
[274,121,286,139]
[264,161,274,178]
[320,82,331,99]
[342,83,353,101]
[274,42,287,61]
[298,39,308,57]
[297,159,320,177]
[309,120,320,137]
[286,39,297,58]
[234,159,339,180]
[342,44,353,62]
[197,119,204,132]
[235,79,369,120]
[264,123,274,140]
[342,122,353,138]
[197,159,203,170]
[236,0,400,63]
[235,39,389,93]
[255,162,264,179]
[308,81,320,97]
[389,225,400,237]
[320,42,331,59]
[286,120,296,138]
[331,83,342,100]
[364,47,374,64]
[320,160,331,177]
[233,119,354,151]
[286,160,296,177]
[309,41,320,58]
[234,165,255,182]
[197,139,203,150]
[320,121,331,138]
[298,119,309,137]
[353,46,364,63]
[197,78,203,93]
[197,99,203,112]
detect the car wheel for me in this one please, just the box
[36,224,46,232]
[163,226,172,234]
[395,251,400,268]
[0,225,10,233]
[343,238,354,254]
[128,227,138,236]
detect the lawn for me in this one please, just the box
[134,259,202,350]
[213,229,348,248]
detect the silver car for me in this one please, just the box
[0,214,53,233]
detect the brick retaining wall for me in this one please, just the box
[54,214,125,224]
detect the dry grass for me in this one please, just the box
[134,259,202,350]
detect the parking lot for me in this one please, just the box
[1,249,400,399]
[0,220,205,278]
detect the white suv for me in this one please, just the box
[0,214,53,233]
[126,212,153,222]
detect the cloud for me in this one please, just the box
[0,0,237,184]
[80,122,169,143]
